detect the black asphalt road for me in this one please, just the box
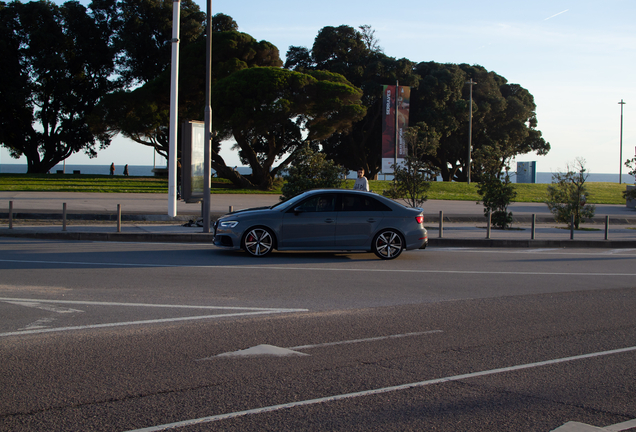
[0,238,635,431]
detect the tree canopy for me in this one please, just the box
[287,25,550,181]
[286,25,420,178]
[0,6,550,183]
[91,23,283,161]
[411,62,550,181]
[211,67,366,189]
[0,0,118,173]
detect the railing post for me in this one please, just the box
[62,203,67,231]
[8,201,13,229]
[439,211,443,238]
[531,214,536,240]
[605,215,609,240]
[570,214,574,240]
[229,205,233,213]
[486,210,491,239]
[117,204,122,233]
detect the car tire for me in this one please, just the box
[372,229,404,260]
[242,227,275,257]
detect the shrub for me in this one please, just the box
[477,171,517,229]
[280,144,348,200]
[546,158,596,229]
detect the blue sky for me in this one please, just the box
[2,0,635,177]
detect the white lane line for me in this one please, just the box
[0,297,303,312]
[124,345,636,432]
[289,330,443,351]
[1,259,635,277]
[0,258,170,268]
[0,309,308,338]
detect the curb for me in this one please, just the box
[427,238,636,249]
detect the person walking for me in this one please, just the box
[109,163,115,175]
[123,164,129,176]
[353,168,369,191]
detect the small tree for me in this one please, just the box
[622,157,636,202]
[475,146,517,229]
[477,171,517,229]
[382,124,438,208]
[546,158,596,229]
[280,144,348,200]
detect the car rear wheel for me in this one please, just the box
[372,229,404,260]
[242,227,274,257]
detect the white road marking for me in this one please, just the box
[1,259,636,277]
[552,418,636,431]
[199,331,443,360]
[0,310,306,337]
[5,301,84,314]
[19,317,55,330]
[125,345,636,432]
[0,298,307,337]
[288,330,443,351]
[215,344,309,358]
[0,258,169,268]
[0,297,303,312]
[605,419,636,431]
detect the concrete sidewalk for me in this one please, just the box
[2,192,636,248]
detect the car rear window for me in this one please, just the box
[340,195,391,212]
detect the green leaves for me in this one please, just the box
[546,158,596,229]
[211,67,364,189]
[280,144,348,200]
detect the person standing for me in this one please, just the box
[353,168,369,191]
[123,164,129,176]
[109,163,115,175]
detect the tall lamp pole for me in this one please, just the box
[202,0,212,233]
[619,99,626,184]
[167,0,181,217]
[466,79,477,184]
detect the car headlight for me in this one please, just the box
[219,220,239,228]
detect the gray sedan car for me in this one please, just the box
[213,189,428,259]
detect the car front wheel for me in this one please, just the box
[242,227,274,257]
[372,229,404,260]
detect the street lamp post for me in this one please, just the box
[167,0,181,217]
[619,99,626,184]
[202,0,212,233]
[466,79,477,184]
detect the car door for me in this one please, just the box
[280,193,338,249]
[335,194,389,247]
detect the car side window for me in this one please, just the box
[340,195,391,212]
[293,194,336,213]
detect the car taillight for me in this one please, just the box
[416,215,424,224]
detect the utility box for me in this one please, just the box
[181,120,206,203]
[516,161,536,183]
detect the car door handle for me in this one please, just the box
[324,218,335,223]
[367,218,377,223]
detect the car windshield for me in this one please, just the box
[269,191,310,210]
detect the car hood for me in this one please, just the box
[221,205,276,218]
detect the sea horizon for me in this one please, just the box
[1,163,634,184]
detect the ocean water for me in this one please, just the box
[1,164,634,184]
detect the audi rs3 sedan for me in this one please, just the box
[213,189,428,260]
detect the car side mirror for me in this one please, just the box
[293,206,304,215]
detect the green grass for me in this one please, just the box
[367,180,631,204]
[1,173,632,204]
